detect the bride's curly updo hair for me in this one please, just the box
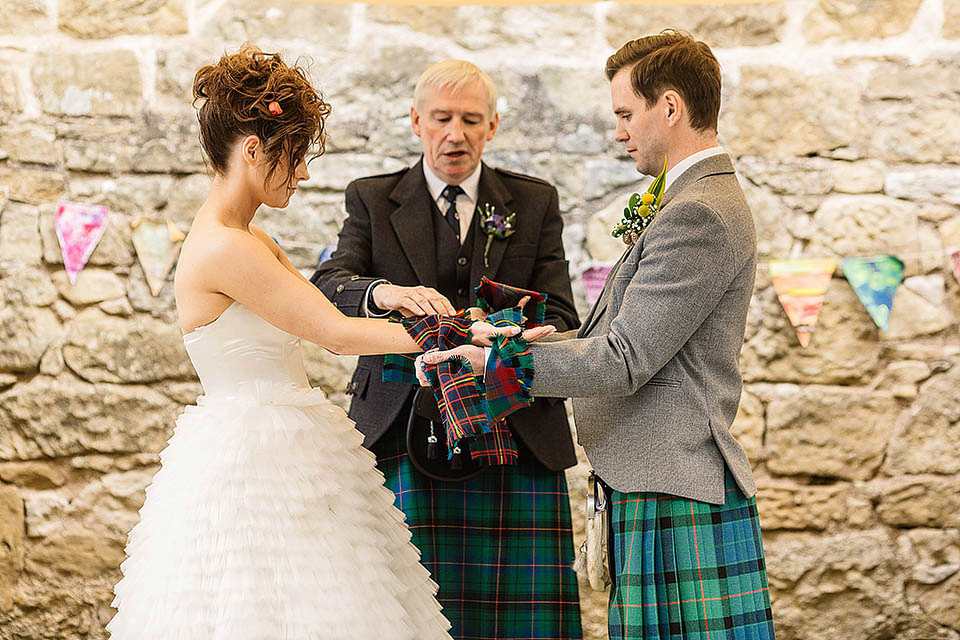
[192,44,331,184]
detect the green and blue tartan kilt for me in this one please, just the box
[372,425,583,640]
[607,468,775,640]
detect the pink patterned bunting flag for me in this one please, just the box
[581,265,613,305]
[131,217,185,296]
[769,258,837,348]
[950,248,960,286]
[55,201,109,284]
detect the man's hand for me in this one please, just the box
[372,283,456,317]
[417,324,557,385]
[468,322,556,347]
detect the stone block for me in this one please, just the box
[832,159,885,194]
[808,194,924,275]
[0,304,60,373]
[884,362,960,476]
[199,0,352,42]
[0,484,24,612]
[0,462,67,489]
[0,168,65,205]
[63,309,194,383]
[731,388,765,463]
[724,66,861,158]
[764,530,905,640]
[765,386,898,480]
[60,115,205,174]
[26,533,125,577]
[866,102,960,164]
[870,476,960,528]
[605,2,786,48]
[885,286,954,339]
[0,377,177,460]
[0,202,43,267]
[948,0,960,38]
[0,123,60,166]
[0,0,48,36]
[756,480,847,530]
[886,167,960,207]
[803,0,922,42]
[59,0,187,39]
[52,268,125,306]
[32,49,143,117]
[864,57,960,101]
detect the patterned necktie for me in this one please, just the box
[440,184,464,239]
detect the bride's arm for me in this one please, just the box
[195,227,420,356]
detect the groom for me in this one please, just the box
[426,32,775,639]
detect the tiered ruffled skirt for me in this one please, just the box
[107,383,452,640]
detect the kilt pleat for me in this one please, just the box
[373,424,583,640]
[608,468,775,640]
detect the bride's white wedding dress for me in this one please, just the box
[107,301,452,639]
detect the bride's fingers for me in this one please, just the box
[423,348,461,365]
[521,325,556,342]
[517,295,530,310]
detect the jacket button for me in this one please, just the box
[458,288,466,296]
[458,257,468,266]
[336,284,345,293]
[350,275,360,280]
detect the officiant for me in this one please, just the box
[310,59,583,639]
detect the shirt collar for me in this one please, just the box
[422,160,482,204]
[663,146,725,192]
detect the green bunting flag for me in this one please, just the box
[842,255,904,330]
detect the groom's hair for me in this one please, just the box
[605,30,721,134]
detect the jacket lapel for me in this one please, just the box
[389,159,439,287]
[578,154,737,337]
[470,163,513,285]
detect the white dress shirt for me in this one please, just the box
[662,146,725,192]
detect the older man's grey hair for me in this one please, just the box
[413,59,498,117]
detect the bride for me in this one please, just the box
[107,45,545,639]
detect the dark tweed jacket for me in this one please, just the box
[311,159,580,471]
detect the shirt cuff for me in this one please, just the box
[362,279,392,318]
[483,346,492,381]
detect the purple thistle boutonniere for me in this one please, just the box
[479,202,516,268]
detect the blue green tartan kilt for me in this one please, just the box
[608,468,775,640]
[372,424,583,640]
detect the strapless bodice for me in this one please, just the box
[182,302,310,397]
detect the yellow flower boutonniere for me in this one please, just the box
[612,157,667,247]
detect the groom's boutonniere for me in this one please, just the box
[612,156,667,247]
[479,202,516,268]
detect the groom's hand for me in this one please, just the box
[372,283,456,317]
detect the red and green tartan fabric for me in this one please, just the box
[475,275,547,329]
[380,279,541,467]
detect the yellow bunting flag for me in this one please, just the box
[131,216,186,296]
[768,258,836,348]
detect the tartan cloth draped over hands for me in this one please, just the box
[382,277,546,467]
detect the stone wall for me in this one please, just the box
[1,0,959,638]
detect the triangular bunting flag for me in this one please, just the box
[131,216,185,296]
[55,201,109,284]
[842,255,904,330]
[581,265,613,305]
[950,248,960,286]
[769,258,836,348]
[315,244,336,268]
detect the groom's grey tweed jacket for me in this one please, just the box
[530,154,757,505]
